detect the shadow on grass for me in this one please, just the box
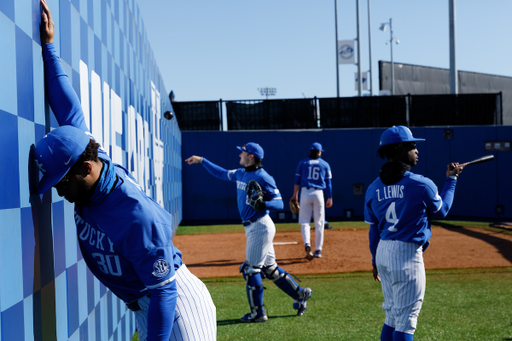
[186,257,309,268]
[217,315,297,326]
[186,259,240,268]
[275,257,311,266]
[435,221,512,264]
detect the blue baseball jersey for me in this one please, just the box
[295,158,332,198]
[202,158,284,222]
[364,170,457,265]
[43,43,182,338]
[76,159,182,302]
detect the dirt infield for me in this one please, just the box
[173,226,512,278]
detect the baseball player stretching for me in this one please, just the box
[364,126,464,341]
[186,143,312,322]
[291,142,333,260]
[36,3,216,340]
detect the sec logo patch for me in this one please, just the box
[152,259,170,278]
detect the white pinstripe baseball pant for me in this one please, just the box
[299,187,325,251]
[134,264,217,341]
[376,239,425,335]
[244,214,276,267]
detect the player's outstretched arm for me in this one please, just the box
[431,162,465,219]
[446,162,464,177]
[40,0,54,44]
[185,155,203,165]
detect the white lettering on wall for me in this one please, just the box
[137,112,146,191]
[79,60,91,130]
[127,105,138,182]
[110,89,123,165]
[102,82,111,153]
[78,60,165,206]
[151,81,164,206]
[90,71,103,144]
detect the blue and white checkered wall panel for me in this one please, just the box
[0,0,182,340]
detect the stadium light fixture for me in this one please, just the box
[258,87,277,100]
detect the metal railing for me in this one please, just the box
[171,93,502,131]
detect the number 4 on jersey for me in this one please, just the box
[385,202,399,232]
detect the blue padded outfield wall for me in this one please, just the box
[0,0,181,340]
[182,126,512,224]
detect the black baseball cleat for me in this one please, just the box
[305,245,314,261]
[240,311,268,323]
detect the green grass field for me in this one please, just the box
[133,221,512,340]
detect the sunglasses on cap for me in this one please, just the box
[402,142,417,150]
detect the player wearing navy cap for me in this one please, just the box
[36,2,216,340]
[291,142,333,260]
[364,126,464,341]
[186,144,312,322]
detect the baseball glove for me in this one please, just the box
[289,199,300,214]
[246,179,266,211]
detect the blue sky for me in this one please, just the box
[138,0,512,102]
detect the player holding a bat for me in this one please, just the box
[364,126,464,341]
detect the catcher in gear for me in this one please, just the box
[186,142,313,323]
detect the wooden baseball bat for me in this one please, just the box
[450,155,494,170]
[462,155,494,166]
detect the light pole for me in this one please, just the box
[379,19,399,95]
[367,0,373,96]
[449,0,458,94]
[356,0,362,97]
[334,0,339,98]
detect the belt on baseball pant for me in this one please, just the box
[126,293,151,312]
[242,215,267,227]
[242,219,257,227]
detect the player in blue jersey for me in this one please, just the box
[35,3,216,340]
[291,142,333,260]
[186,144,312,322]
[364,126,464,341]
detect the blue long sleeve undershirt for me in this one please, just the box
[201,158,284,211]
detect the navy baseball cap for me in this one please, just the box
[379,126,425,148]
[237,142,264,159]
[310,142,324,152]
[34,126,91,194]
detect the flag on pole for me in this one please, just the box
[338,40,355,64]
[355,72,368,90]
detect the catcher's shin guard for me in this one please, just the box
[262,264,302,300]
[241,262,265,314]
